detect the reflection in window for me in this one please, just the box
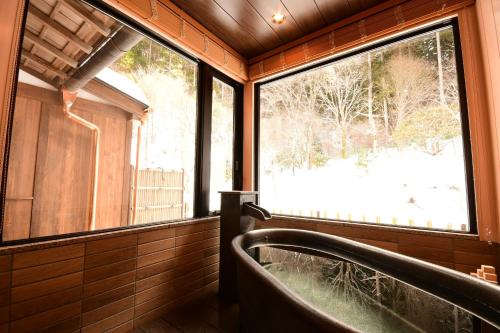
[3,0,197,241]
[259,26,472,232]
[209,78,234,211]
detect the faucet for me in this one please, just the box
[242,202,272,221]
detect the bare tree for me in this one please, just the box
[384,54,435,132]
[318,58,366,159]
[260,73,324,172]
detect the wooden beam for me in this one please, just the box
[24,30,78,68]
[83,79,147,117]
[59,0,111,36]
[28,4,93,54]
[21,50,69,79]
[20,65,59,88]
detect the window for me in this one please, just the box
[209,78,235,212]
[197,65,242,215]
[1,0,241,242]
[257,21,475,232]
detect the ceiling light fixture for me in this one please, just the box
[272,13,285,24]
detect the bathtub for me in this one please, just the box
[232,228,500,333]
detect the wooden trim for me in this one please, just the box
[248,0,474,81]
[82,79,148,117]
[242,82,253,191]
[0,217,218,255]
[100,0,248,83]
[0,0,27,225]
[466,1,500,242]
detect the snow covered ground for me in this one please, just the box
[260,138,470,231]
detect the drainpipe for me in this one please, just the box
[132,114,148,225]
[63,26,143,91]
[61,89,100,231]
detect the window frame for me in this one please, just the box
[0,0,243,245]
[254,17,477,234]
[195,63,244,217]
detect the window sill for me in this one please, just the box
[265,214,479,240]
[0,216,220,255]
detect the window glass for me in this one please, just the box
[3,0,197,241]
[209,78,235,211]
[259,26,472,232]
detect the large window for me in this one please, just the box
[258,21,475,232]
[1,0,240,242]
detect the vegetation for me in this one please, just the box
[260,28,461,169]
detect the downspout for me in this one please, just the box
[132,113,148,224]
[59,26,143,229]
[61,89,100,231]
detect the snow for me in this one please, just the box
[260,138,469,231]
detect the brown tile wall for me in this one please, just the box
[256,216,500,275]
[0,218,220,333]
[1,215,498,332]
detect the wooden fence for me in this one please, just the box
[131,168,186,224]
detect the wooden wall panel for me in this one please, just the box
[3,96,42,241]
[72,101,129,231]
[31,102,93,237]
[256,216,500,274]
[4,84,133,240]
[133,220,219,328]
[82,234,137,332]
[0,218,220,332]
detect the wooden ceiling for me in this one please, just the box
[168,0,383,59]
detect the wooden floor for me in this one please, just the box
[135,295,240,333]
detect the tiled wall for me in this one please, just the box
[256,216,500,275]
[1,215,499,333]
[0,218,220,333]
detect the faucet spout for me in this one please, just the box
[242,202,272,221]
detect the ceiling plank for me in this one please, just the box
[58,0,111,36]
[314,0,353,24]
[24,30,78,68]
[246,0,304,44]
[21,50,69,79]
[281,0,327,34]
[212,0,283,49]
[169,0,266,57]
[28,4,93,54]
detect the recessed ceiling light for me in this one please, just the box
[272,13,285,24]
